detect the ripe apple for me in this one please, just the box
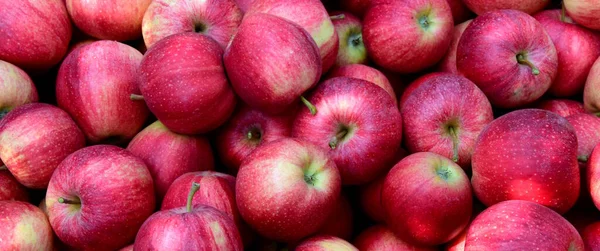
[120,245,133,251]
[245,0,339,72]
[330,11,367,67]
[363,0,453,73]
[461,0,548,15]
[582,221,600,250]
[564,0,600,30]
[464,200,584,250]
[236,138,341,242]
[66,0,152,41]
[326,64,396,103]
[400,72,493,169]
[537,99,586,117]
[446,0,473,23]
[295,236,358,251]
[472,109,579,213]
[437,20,472,75]
[235,0,253,12]
[46,145,155,250]
[142,0,243,49]
[0,169,29,201]
[534,10,600,97]
[292,77,402,185]
[359,175,386,222]
[140,32,236,134]
[224,13,321,115]
[56,40,149,144]
[566,113,600,162]
[215,105,294,175]
[0,60,38,121]
[354,225,436,251]
[134,182,243,250]
[315,194,353,240]
[584,56,600,114]
[457,9,558,108]
[445,226,468,251]
[127,121,215,201]
[586,145,600,212]
[0,103,85,189]
[0,0,72,71]
[0,201,53,250]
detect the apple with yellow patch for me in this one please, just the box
[0,201,53,250]
[0,60,38,122]
[564,0,600,30]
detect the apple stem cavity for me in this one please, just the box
[330,14,345,20]
[246,128,262,141]
[300,96,317,115]
[578,156,589,162]
[435,166,452,181]
[186,182,201,213]
[329,127,349,149]
[0,165,6,171]
[448,126,460,163]
[516,53,540,75]
[130,94,145,101]
[58,197,81,205]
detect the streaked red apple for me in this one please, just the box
[330,11,367,67]
[326,64,396,103]
[437,20,472,75]
[537,99,586,117]
[461,0,548,15]
[0,169,28,202]
[584,56,600,114]
[0,201,53,250]
[566,113,600,162]
[315,194,353,240]
[0,60,38,121]
[354,225,436,251]
[564,0,600,31]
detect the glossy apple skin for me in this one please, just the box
[0,169,29,201]
[246,0,338,73]
[359,175,386,222]
[354,225,437,251]
[437,20,471,75]
[464,200,584,250]
[215,105,294,175]
[363,0,453,73]
[56,40,149,144]
[537,99,586,117]
[330,11,367,67]
[0,0,71,71]
[236,138,341,242]
[582,221,600,250]
[326,64,396,103]
[133,205,243,251]
[445,226,468,251]
[224,14,321,115]
[315,195,353,240]
[564,0,600,30]
[140,32,236,134]
[383,152,472,245]
[142,0,242,49]
[401,73,493,169]
[472,109,579,214]
[296,236,358,251]
[66,0,151,41]
[566,113,600,162]
[584,57,600,114]
[534,10,600,97]
[293,77,402,185]
[462,0,548,15]
[127,121,215,201]
[46,145,155,250]
[0,104,85,189]
[457,10,558,108]
[0,201,53,250]
[0,60,38,120]
[586,145,600,212]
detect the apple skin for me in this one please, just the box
[0,60,38,121]
[142,0,243,49]
[140,32,236,134]
[566,113,600,162]
[235,0,253,12]
[224,13,321,115]
[457,9,558,108]
[537,99,586,117]
[236,138,341,242]
[400,72,493,169]
[363,0,453,73]
[127,121,215,202]
[295,235,358,251]
[330,11,367,67]
[444,226,468,251]
[584,57,600,114]
[564,0,600,31]
[358,175,386,222]
[437,20,472,75]
[461,0,548,15]
[0,103,85,189]
[464,200,584,250]
[326,64,397,104]
[340,0,371,18]
[534,10,600,97]
[292,77,402,185]
[0,169,29,202]
[315,194,353,240]
[582,221,600,250]
[472,109,579,214]
[215,105,294,175]
[245,0,339,73]
[585,145,600,212]
[66,0,151,41]
[0,0,72,71]
[56,40,149,144]
[354,225,437,251]
[0,201,54,250]
[446,0,472,23]
[46,145,155,250]
[120,245,134,251]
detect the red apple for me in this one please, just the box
[445,226,468,251]
[537,99,586,117]
[0,201,53,250]
[0,60,38,121]
[245,0,339,72]
[584,56,600,114]
[340,0,371,18]
[534,10,600,97]
[56,40,149,144]
[564,0,600,31]
[326,64,396,103]
[120,245,133,251]
[0,169,28,202]
[330,11,367,67]
[586,145,600,212]
[0,0,72,71]
[142,0,243,49]
[127,121,215,201]
[66,0,152,41]
[0,104,85,189]
[363,0,453,73]
[46,145,155,250]
[398,72,441,108]
[437,20,472,75]
[224,13,321,115]
[292,77,402,185]
[236,138,341,242]
[566,113,600,162]
[215,105,294,175]
[140,32,236,134]
[457,9,558,108]
[134,183,243,250]
[354,225,436,251]
[359,175,386,222]
[461,0,548,15]
[296,235,358,251]
[582,221,600,250]
[446,0,472,23]
[400,72,493,169]
[315,194,353,240]
[472,109,579,213]
[464,200,584,250]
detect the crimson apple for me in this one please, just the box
[445,226,468,251]
[461,0,548,15]
[315,194,353,240]
[437,20,472,75]
[142,0,243,49]
[46,145,155,250]
[564,0,600,31]
[358,175,386,222]
[566,113,600,162]
[584,56,600,114]
[140,32,236,134]
[0,169,28,202]
[354,225,436,251]
[537,99,586,117]
[295,236,358,251]
[330,11,367,67]
[586,145,600,211]
[0,201,53,250]
[0,60,38,121]
[457,9,558,108]
[446,0,472,23]
[582,221,600,250]
[326,64,396,103]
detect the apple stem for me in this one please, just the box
[186,182,201,213]
[516,54,540,75]
[561,1,566,22]
[247,128,261,141]
[448,126,459,163]
[328,128,348,149]
[0,108,8,121]
[0,165,6,171]
[58,197,81,205]
[330,14,345,20]
[300,96,317,115]
[130,94,145,101]
[351,34,363,47]
[578,156,589,162]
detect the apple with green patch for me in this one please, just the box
[330,11,367,67]
[0,60,38,122]
[0,201,54,250]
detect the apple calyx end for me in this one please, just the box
[130,94,145,101]
[58,197,81,205]
[516,53,540,76]
[304,173,318,186]
[330,14,345,21]
[186,182,201,213]
[300,96,317,115]
[435,166,452,181]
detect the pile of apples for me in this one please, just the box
[3,0,600,250]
